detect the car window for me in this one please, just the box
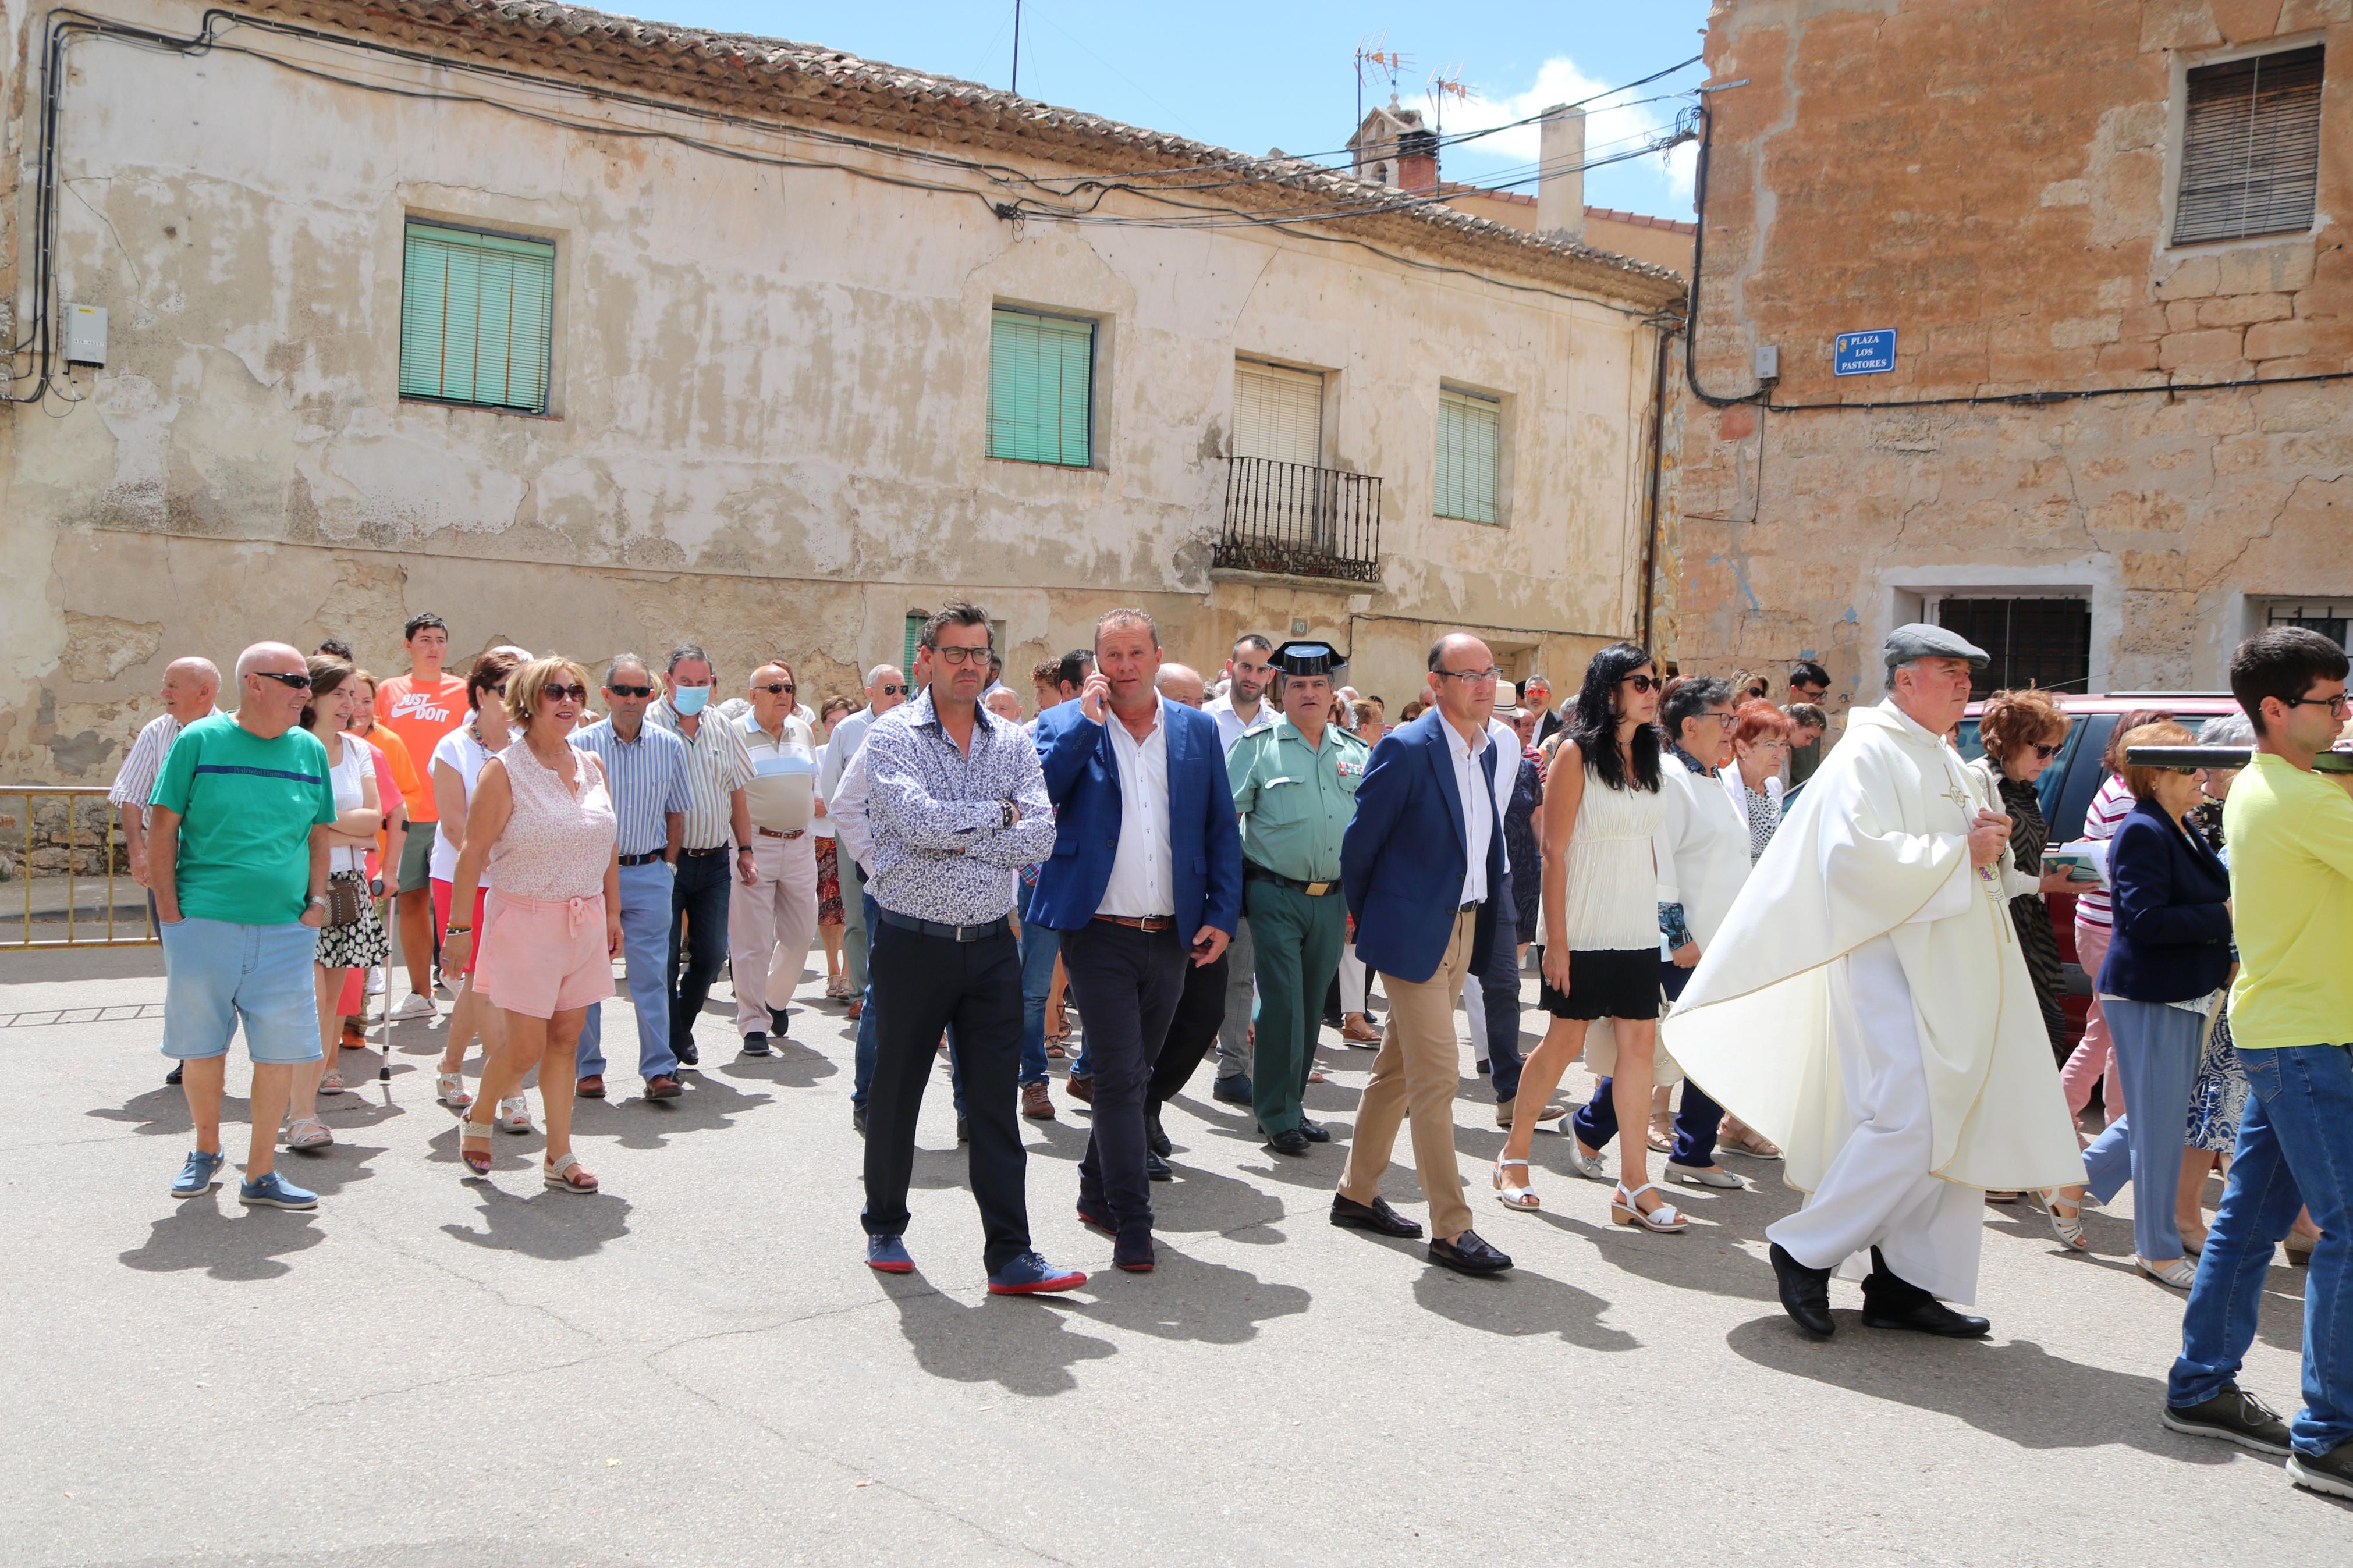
[2049,715,2118,842]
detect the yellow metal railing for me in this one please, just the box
[1,785,158,948]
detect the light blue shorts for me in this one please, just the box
[159,917,324,1066]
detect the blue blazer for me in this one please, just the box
[2099,796,2233,1004]
[1029,698,1244,938]
[1342,711,1504,985]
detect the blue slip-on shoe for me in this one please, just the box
[1212,1073,1254,1106]
[237,1170,318,1210]
[986,1250,1088,1296]
[170,1149,228,1198]
[866,1234,915,1274]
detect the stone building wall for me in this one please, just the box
[1670,0,2352,710]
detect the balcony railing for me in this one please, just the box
[1214,456,1382,584]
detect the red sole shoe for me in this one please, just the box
[988,1271,1088,1295]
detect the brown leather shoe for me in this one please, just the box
[1067,1073,1095,1104]
[575,1074,607,1100]
[1021,1080,1056,1119]
[644,1074,683,1101]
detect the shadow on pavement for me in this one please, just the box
[1411,1260,1640,1351]
[1079,1242,1311,1345]
[442,1189,634,1258]
[119,1197,325,1280]
[878,1275,1117,1396]
[584,1069,775,1151]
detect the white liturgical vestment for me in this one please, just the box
[1663,698,2083,1300]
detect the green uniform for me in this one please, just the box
[1228,716,1367,1135]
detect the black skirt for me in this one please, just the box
[1538,947,1660,1022]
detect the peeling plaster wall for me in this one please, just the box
[0,0,1666,779]
[1671,0,2353,712]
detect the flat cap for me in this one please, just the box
[1882,621,1989,670]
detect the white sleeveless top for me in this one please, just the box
[1560,761,1666,951]
[487,739,617,902]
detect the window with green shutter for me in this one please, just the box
[400,221,556,414]
[903,613,928,677]
[1435,386,1502,525]
[988,308,1094,467]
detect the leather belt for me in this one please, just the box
[1458,900,1481,913]
[878,908,1011,943]
[1093,913,1177,931]
[1243,862,1339,897]
[680,846,729,858]
[618,852,667,867]
[755,827,806,840]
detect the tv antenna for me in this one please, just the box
[1426,65,1467,141]
[1353,33,1408,129]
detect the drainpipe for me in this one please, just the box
[1638,316,1674,652]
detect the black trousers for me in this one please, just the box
[667,849,733,1056]
[1147,951,1230,1112]
[1059,920,1186,1238]
[861,916,1031,1270]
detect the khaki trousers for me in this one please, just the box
[730,832,818,1035]
[1339,909,1477,1240]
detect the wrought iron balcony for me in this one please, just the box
[1213,456,1382,584]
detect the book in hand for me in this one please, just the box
[2043,841,2109,887]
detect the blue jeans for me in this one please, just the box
[2168,1042,2353,1457]
[852,886,963,1112]
[2082,997,2202,1261]
[577,859,680,1083]
[1016,879,1058,1086]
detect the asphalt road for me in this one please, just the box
[1,946,2338,1566]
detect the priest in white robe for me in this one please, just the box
[1663,625,2085,1339]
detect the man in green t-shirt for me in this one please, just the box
[2165,626,2353,1499]
[150,642,340,1211]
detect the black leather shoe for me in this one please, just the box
[769,1006,789,1036]
[1298,1119,1330,1143]
[1265,1128,1311,1157]
[1145,1109,1172,1157]
[1770,1242,1836,1339]
[1428,1229,1513,1275]
[851,1104,868,1136]
[1145,1149,1172,1182]
[957,1115,971,1144]
[1860,1293,1990,1338]
[675,1038,700,1068]
[165,1062,184,1086]
[741,1031,771,1058]
[1331,1193,1423,1238]
[1213,1073,1253,1106]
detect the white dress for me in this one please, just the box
[1561,763,1666,952]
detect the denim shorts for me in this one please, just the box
[159,916,324,1065]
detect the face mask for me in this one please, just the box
[671,685,711,716]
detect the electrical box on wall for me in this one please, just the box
[63,304,107,366]
[1752,344,1779,381]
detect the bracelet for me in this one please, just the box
[446,924,473,934]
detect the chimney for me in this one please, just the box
[1396,128,1439,196]
[1537,104,1587,241]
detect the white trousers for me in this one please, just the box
[1338,942,1380,1015]
[729,832,818,1035]
[1765,934,1986,1304]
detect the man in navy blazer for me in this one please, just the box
[1330,632,1514,1276]
[1032,609,1242,1271]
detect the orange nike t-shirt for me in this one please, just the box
[375,674,468,822]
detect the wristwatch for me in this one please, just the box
[1000,800,1020,827]
[308,895,328,909]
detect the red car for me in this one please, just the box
[1956,691,2241,1047]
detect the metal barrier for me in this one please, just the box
[1,785,157,948]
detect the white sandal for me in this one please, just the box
[283,1115,333,1150]
[2039,1189,2089,1251]
[497,1096,533,1134]
[317,1070,350,1096]
[2136,1255,2196,1289]
[543,1150,599,1194]
[1493,1157,1541,1211]
[436,1072,473,1110]
[1610,1181,1688,1233]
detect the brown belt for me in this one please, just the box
[755,827,805,840]
[1094,913,1177,931]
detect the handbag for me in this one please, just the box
[322,878,366,929]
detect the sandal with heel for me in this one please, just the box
[459,1118,494,1176]
[1493,1157,1541,1211]
[543,1150,598,1194]
[1610,1181,1688,1233]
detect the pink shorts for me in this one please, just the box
[474,890,614,1021]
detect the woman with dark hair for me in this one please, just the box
[815,694,854,998]
[428,649,524,1121]
[1492,642,1682,1231]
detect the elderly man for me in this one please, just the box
[154,643,340,1210]
[820,664,908,1021]
[570,654,690,1103]
[1667,625,2082,1339]
[112,657,222,1084]
[648,646,755,1069]
[731,660,822,1055]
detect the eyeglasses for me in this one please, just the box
[2031,742,2063,760]
[2282,691,2353,715]
[756,682,797,695]
[1705,711,1738,727]
[878,684,907,696]
[1623,674,1662,694]
[606,684,654,699]
[932,646,991,666]
[1435,666,1502,684]
[252,670,313,691]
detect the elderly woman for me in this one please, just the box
[1722,699,1792,862]
[2179,712,2253,1250]
[448,657,620,1194]
[2045,722,2230,1285]
[815,695,854,999]
[2060,707,2173,1131]
[1965,688,2078,1060]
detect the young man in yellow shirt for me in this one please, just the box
[2164,627,2353,1499]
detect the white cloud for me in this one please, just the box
[1432,54,1695,202]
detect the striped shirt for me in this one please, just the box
[570,716,693,858]
[109,708,219,826]
[862,687,1056,923]
[2074,772,2134,929]
[646,698,753,850]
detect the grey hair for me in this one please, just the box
[167,655,221,686]
[666,644,711,674]
[1884,656,1937,694]
[234,642,301,682]
[605,653,651,685]
[2198,712,2256,747]
[864,664,904,688]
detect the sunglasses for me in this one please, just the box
[540,684,589,705]
[879,684,907,696]
[253,671,313,691]
[1623,674,1661,694]
[756,682,797,696]
[607,684,654,698]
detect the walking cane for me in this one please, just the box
[375,877,394,1086]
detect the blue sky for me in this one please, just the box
[615,1,1712,219]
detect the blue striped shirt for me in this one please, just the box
[571,717,693,857]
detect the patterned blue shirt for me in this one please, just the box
[863,687,1057,923]
[570,717,693,858]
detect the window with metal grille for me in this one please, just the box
[988,308,1094,467]
[2267,600,2351,649]
[1435,386,1502,525]
[1233,361,1323,466]
[1932,597,2093,700]
[2173,44,2326,246]
[399,221,555,413]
